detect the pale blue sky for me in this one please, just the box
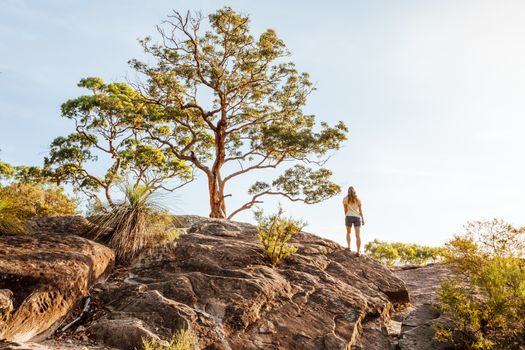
[1,0,525,247]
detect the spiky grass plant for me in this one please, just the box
[90,184,178,263]
[0,198,28,234]
[141,329,195,350]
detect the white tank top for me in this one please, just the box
[344,197,360,217]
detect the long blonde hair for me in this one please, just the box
[346,186,359,205]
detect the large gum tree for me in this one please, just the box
[131,7,348,218]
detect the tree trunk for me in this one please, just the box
[208,111,227,218]
[208,173,226,218]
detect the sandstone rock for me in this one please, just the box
[88,317,161,350]
[27,216,94,236]
[0,291,13,324]
[0,341,50,350]
[393,264,453,350]
[89,216,409,350]
[0,233,114,342]
[398,321,449,350]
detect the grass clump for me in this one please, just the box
[141,329,195,350]
[255,207,305,266]
[435,219,525,349]
[90,184,178,263]
[365,239,445,266]
[0,183,77,234]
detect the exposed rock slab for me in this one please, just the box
[88,216,409,350]
[0,232,114,342]
[393,264,453,350]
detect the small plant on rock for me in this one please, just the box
[90,184,178,263]
[255,207,305,266]
[141,329,195,350]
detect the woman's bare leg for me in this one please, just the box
[346,225,352,250]
[355,226,361,255]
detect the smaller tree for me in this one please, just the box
[45,78,193,208]
[255,207,304,266]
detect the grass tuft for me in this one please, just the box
[141,329,195,350]
[90,184,178,263]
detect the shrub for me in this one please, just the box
[0,183,77,234]
[90,184,178,263]
[365,239,445,266]
[435,219,525,349]
[0,198,27,234]
[255,207,305,266]
[141,329,195,350]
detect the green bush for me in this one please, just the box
[0,198,27,234]
[90,184,178,263]
[0,183,77,234]
[140,329,194,350]
[435,219,525,349]
[255,207,305,266]
[365,239,445,266]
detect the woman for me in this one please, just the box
[343,186,365,255]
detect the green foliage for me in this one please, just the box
[90,184,178,263]
[128,7,347,218]
[435,219,525,349]
[0,198,27,234]
[0,160,14,180]
[255,207,305,266]
[0,159,50,184]
[0,183,77,234]
[45,78,192,207]
[364,239,445,266]
[140,329,195,350]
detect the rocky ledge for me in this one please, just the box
[0,231,114,342]
[1,216,409,349]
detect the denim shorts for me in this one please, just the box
[345,216,361,227]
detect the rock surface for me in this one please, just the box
[0,231,114,343]
[392,264,453,350]
[1,215,411,349]
[87,216,409,350]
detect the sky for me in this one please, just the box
[1,0,525,247]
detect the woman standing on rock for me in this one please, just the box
[343,186,365,255]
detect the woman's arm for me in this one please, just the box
[343,198,347,215]
[358,201,365,226]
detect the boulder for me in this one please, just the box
[89,216,409,350]
[27,216,94,236]
[0,232,114,342]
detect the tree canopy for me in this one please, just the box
[45,78,193,208]
[130,7,348,218]
[45,7,348,218]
